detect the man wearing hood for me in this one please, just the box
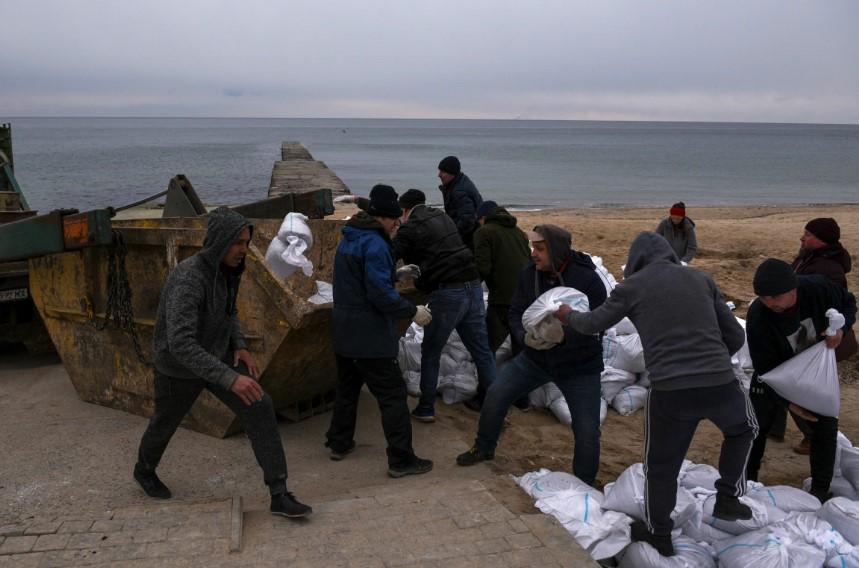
[455,225,606,485]
[437,155,484,250]
[135,207,312,518]
[655,201,698,263]
[554,232,755,558]
[327,185,434,479]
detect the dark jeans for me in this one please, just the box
[474,352,601,485]
[644,381,757,535]
[418,281,497,411]
[747,380,838,496]
[326,355,415,468]
[137,363,288,496]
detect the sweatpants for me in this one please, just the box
[326,355,416,468]
[746,380,838,497]
[645,380,757,535]
[137,362,289,496]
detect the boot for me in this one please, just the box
[630,520,674,557]
[270,492,312,518]
[713,494,753,521]
[133,464,172,500]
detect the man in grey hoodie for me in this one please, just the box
[134,207,311,518]
[555,231,756,557]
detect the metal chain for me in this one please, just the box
[91,230,151,366]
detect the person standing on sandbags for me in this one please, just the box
[326,185,435,478]
[456,225,606,486]
[554,231,755,558]
[745,258,856,502]
[392,189,498,419]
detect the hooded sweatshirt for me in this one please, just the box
[508,225,607,375]
[152,207,251,389]
[473,207,530,306]
[655,216,698,262]
[791,244,852,290]
[565,231,745,391]
[332,211,417,358]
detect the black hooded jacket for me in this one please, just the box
[439,172,483,249]
[791,244,852,290]
[152,207,251,389]
[508,225,607,375]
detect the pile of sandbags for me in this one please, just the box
[600,317,650,418]
[397,324,478,404]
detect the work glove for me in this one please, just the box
[334,195,359,204]
[524,329,556,350]
[396,264,421,281]
[413,305,432,327]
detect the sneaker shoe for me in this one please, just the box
[411,406,435,423]
[713,494,753,521]
[133,464,172,499]
[463,397,482,412]
[456,446,495,467]
[388,457,434,478]
[793,437,811,455]
[631,521,674,557]
[326,440,356,461]
[270,492,312,518]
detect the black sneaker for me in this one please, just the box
[630,520,674,557]
[463,397,483,412]
[388,457,434,478]
[270,492,312,518]
[133,464,172,499]
[455,447,495,466]
[411,406,435,423]
[712,494,753,521]
[326,440,356,461]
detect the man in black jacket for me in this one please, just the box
[746,258,857,502]
[456,225,606,487]
[393,189,497,421]
[437,156,484,250]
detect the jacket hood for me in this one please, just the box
[485,207,517,228]
[344,211,390,240]
[201,207,252,272]
[812,244,852,274]
[534,224,574,272]
[624,231,680,277]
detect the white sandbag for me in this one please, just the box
[827,549,859,568]
[602,463,697,527]
[528,382,564,408]
[731,317,754,370]
[701,493,773,535]
[549,397,572,426]
[619,535,716,568]
[613,317,637,336]
[611,385,648,416]
[680,501,734,545]
[264,239,295,279]
[438,374,476,404]
[840,446,859,491]
[715,527,827,567]
[836,431,854,477]
[603,331,646,373]
[584,253,618,296]
[522,286,590,332]
[760,341,840,417]
[600,366,637,403]
[403,370,421,397]
[679,461,720,491]
[804,476,859,500]
[770,512,852,565]
[276,212,313,246]
[439,353,459,376]
[600,397,608,426]
[494,336,513,365]
[819,497,859,545]
[745,482,821,513]
[515,469,594,500]
[308,280,333,304]
[637,370,651,388]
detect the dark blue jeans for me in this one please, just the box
[418,281,497,411]
[474,352,602,485]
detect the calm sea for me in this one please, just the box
[4,117,859,213]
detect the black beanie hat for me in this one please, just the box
[367,184,402,218]
[476,200,498,219]
[438,155,461,175]
[398,188,426,209]
[805,218,840,245]
[753,258,798,296]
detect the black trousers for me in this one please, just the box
[645,381,757,535]
[747,380,837,496]
[137,364,288,496]
[326,355,415,468]
[768,404,814,440]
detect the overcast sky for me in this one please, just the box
[2,0,858,123]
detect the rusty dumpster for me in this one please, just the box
[27,215,345,437]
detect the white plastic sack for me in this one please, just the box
[600,397,608,426]
[680,501,734,545]
[732,317,754,370]
[745,482,821,513]
[438,374,477,404]
[277,212,313,246]
[619,535,716,568]
[515,469,593,500]
[804,476,859,500]
[819,497,859,545]
[402,370,421,397]
[583,253,618,296]
[637,370,651,388]
[602,463,697,527]
[611,385,648,416]
[600,366,637,403]
[603,331,646,374]
[760,341,839,417]
[827,549,859,568]
[549,397,572,426]
[613,317,637,336]
[840,446,859,491]
[522,286,590,332]
[265,212,315,279]
[770,512,852,565]
[715,528,827,567]
[679,461,720,492]
[701,493,773,535]
[836,431,854,477]
[308,280,333,304]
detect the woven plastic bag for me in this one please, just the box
[760,341,839,417]
[522,286,590,332]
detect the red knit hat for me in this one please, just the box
[669,201,686,217]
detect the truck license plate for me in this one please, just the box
[0,288,28,302]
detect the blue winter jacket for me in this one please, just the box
[332,212,417,358]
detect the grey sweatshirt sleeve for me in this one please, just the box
[165,280,239,390]
[565,285,630,335]
[682,226,698,262]
[711,282,744,355]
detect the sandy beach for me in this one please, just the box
[337,202,859,511]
